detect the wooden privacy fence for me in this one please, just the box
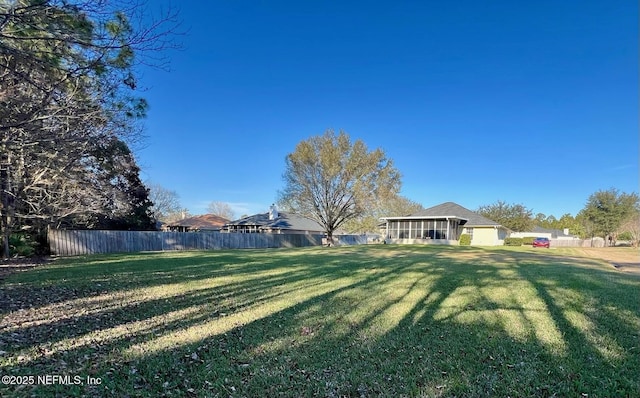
[48,229,368,256]
[549,239,604,248]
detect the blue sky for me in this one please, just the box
[136,0,638,219]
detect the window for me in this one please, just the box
[399,221,409,239]
[410,221,421,239]
[387,221,396,239]
[425,220,435,239]
[435,220,447,239]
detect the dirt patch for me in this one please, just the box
[570,248,640,274]
[609,261,640,274]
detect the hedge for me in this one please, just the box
[504,237,523,246]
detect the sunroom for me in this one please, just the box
[382,216,467,243]
[380,201,507,246]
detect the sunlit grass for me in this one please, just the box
[1,245,639,397]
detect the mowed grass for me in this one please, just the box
[1,245,639,397]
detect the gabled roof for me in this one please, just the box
[226,211,324,232]
[167,214,229,229]
[383,201,502,227]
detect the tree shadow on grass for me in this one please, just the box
[1,245,639,397]
[227,248,639,397]
[1,246,391,344]
[0,247,361,315]
[1,246,422,394]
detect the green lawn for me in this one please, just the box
[1,245,639,397]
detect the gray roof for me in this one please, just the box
[531,225,574,238]
[226,211,324,232]
[388,201,502,227]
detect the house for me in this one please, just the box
[510,226,579,240]
[380,201,509,246]
[221,205,325,235]
[165,214,229,232]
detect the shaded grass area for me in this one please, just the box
[1,245,639,397]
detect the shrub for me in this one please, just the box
[459,234,471,246]
[618,231,633,241]
[504,237,523,246]
[9,233,36,257]
[521,236,535,245]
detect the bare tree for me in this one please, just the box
[206,201,235,220]
[278,130,401,245]
[148,183,182,222]
[341,195,424,234]
[162,209,191,225]
[0,0,180,256]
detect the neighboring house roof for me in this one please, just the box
[530,226,575,238]
[225,211,325,233]
[167,214,229,230]
[382,201,503,228]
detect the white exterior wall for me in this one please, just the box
[463,227,504,246]
[511,231,552,239]
[510,231,579,241]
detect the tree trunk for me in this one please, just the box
[325,232,335,247]
[0,209,10,259]
[0,167,10,258]
[1,226,8,259]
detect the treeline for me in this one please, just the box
[0,1,178,257]
[476,188,639,247]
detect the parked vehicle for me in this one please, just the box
[532,237,550,248]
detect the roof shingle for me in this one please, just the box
[167,214,229,229]
[226,212,324,232]
[410,202,502,227]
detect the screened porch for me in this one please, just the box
[384,218,466,241]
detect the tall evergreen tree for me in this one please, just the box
[0,0,178,256]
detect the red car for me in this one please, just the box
[532,237,550,248]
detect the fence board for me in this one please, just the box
[549,239,603,248]
[47,230,363,256]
